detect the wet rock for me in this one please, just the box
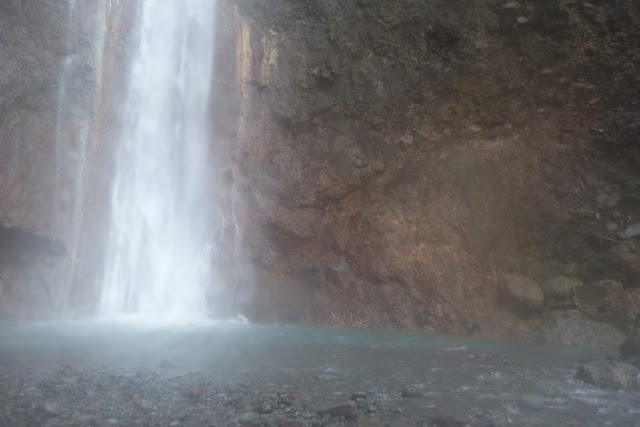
[612,288,640,330]
[238,412,261,426]
[619,222,640,239]
[350,391,367,400]
[620,336,640,359]
[401,384,426,398]
[134,397,154,411]
[257,401,273,414]
[574,279,624,314]
[575,360,639,390]
[581,241,640,287]
[534,310,626,347]
[596,193,621,207]
[542,276,583,303]
[188,386,203,400]
[317,400,358,420]
[500,274,544,315]
[42,402,69,417]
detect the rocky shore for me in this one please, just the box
[0,323,638,427]
[1,363,629,427]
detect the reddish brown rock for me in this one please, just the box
[226,0,640,333]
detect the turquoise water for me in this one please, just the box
[0,321,637,425]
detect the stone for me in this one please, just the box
[534,310,626,347]
[134,397,154,411]
[350,391,367,401]
[401,384,426,398]
[428,413,469,427]
[542,276,583,302]
[317,400,358,420]
[620,336,640,359]
[500,274,544,315]
[581,241,640,287]
[238,412,261,426]
[612,288,640,330]
[43,403,69,417]
[619,222,640,239]
[596,193,621,207]
[574,279,624,313]
[188,387,203,400]
[575,360,639,390]
[260,402,273,414]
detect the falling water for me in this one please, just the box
[51,0,107,312]
[100,0,218,322]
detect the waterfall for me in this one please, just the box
[51,0,107,313]
[100,0,218,322]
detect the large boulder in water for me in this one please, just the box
[575,360,639,390]
[533,310,626,348]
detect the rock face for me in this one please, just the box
[229,0,640,332]
[1,0,640,333]
[0,1,113,317]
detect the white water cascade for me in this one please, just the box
[100,0,218,322]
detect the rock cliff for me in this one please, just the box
[228,0,640,333]
[1,0,639,336]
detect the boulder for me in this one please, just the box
[619,222,640,239]
[500,274,544,315]
[574,279,624,314]
[401,384,426,398]
[575,360,639,390]
[534,310,626,347]
[542,276,583,303]
[620,336,640,360]
[612,288,640,330]
[581,241,640,287]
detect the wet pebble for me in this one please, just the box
[238,411,261,426]
[350,390,367,400]
[317,400,358,420]
[401,384,426,398]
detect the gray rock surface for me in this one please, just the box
[575,360,639,390]
[542,276,583,302]
[620,336,640,360]
[534,310,626,348]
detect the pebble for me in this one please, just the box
[317,400,358,420]
[401,384,426,398]
[238,411,261,426]
[350,391,367,400]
